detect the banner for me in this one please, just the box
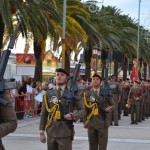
[42,50,58,73]
[16,54,35,66]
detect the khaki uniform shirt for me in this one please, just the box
[0,90,17,138]
[39,86,85,138]
[84,87,115,129]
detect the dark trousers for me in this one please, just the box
[0,139,5,150]
[139,99,143,121]
[131,102,140,123]
[47,136,72,150]
[88,127,108,150]
[123,98,129,115]
[110,101,119,124]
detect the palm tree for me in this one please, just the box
[49,0,90,72]
[0,0,62,82]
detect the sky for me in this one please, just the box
[12,0,150,54]
[102,0,150,30]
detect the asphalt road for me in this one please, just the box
[2,114,150,150]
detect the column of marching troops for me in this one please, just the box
[113,77,150,125]
[2,68,150,150]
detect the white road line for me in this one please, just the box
[7,133,150,144]
[74,123,150,129]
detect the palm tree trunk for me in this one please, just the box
[149,66,150,78]
[0,15,4,54]
[123,57,128,80]
[139,58,142,79]
[65,49,70,73]
[144,62,147,80]
[85,47,92,79]
[114,60,118,80]
[33,41,42,82]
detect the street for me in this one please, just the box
[2,115,150,150]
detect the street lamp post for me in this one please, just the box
[92,46,101,74]
[62,0,67,69]
[84,0,104,13]
[137,0,141,60]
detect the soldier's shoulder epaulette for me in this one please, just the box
[47,89,56,98]
[86,90,92,97]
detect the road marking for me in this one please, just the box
[74,123,150,129]
[8,133,150,144]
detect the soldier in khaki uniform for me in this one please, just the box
[0,90,18,150]
[122,80,130,116]
[83,74,115,150]
[109,75,121,126]
[144,81,149,119]
[138,80,145,122]
[128,81,141,124]
[39,68,84,150]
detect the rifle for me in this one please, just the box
[64,49,86,101]
[64,50,86,141]
[0,23,20,106]
[100,52,111,117]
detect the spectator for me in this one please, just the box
[24,80,33,118]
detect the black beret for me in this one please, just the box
[92,74,102,80]
[111,75,116,78]
[56,68,69,76]
[135,81,140,84]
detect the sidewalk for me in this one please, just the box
[3,114,150,150]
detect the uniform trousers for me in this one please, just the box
[131,102,140,123]
[110,100,119,125]
[0,139,5,150]
[88,127,108,150]
[47,136,72,150]
[139,99,143,121]
[123,98,129,115]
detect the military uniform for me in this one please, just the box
[129,85,141,124]
[0,90,18,149]
[84,87,115,150]
[122,83,130,116]
[39,85,84,150]
[144,85,149,119]
[118,81,124,120]
[148,85,150,118]
[109,80,121,125]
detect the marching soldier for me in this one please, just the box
[39,68,84,150]
[122,80,131,116]
[138,79,145,122]
[118,79,124,120]
[83,74,115,150]
[128,81,141,124]
[138,79,144,122]
[109,75,121,126]
[144,81,149,119]
[0,90,18,150]
[148,81,150,118]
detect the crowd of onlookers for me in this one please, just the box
[11,78,43,119]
